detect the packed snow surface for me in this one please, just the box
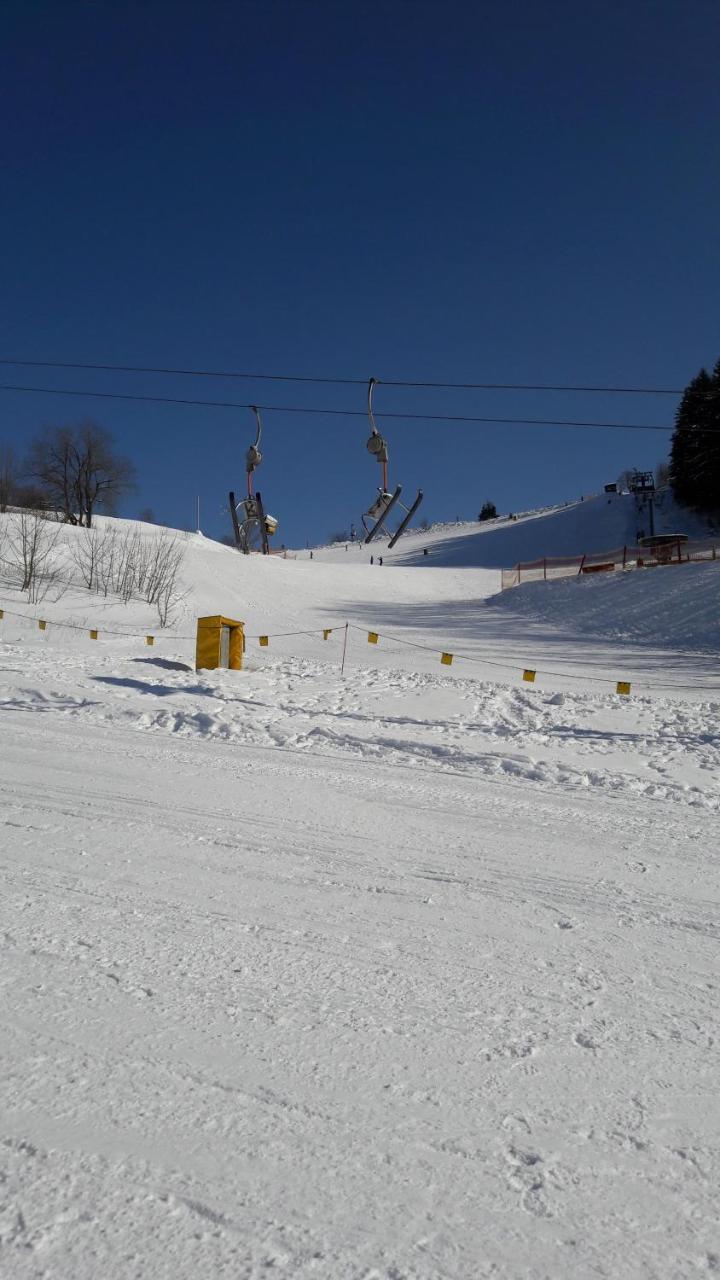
[1,507,719,1278]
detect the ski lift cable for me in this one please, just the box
[2,357,720,397]
[0,382,708,432]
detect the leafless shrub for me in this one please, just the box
[28,565,67,605]
[114,529,143,603]
[72,526,104,591]
[7,512,63,602]
[90,527,138,601]
[155,582,187,629]
[95,528,119,597]
[140,532,185,605]
[68,523,186,623]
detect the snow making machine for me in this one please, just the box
[228,406,278,554]
[362,377,423,547]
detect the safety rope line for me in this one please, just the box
[0,603,328,643]
[0,604,162,640]
[1,603,717,697]
[345,623,719,695]
[347,622,617,683]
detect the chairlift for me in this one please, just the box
[362,378,423,547]
[228,406,278,554]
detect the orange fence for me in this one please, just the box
[501,536,720,590]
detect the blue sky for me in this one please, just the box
[1,0,718,545]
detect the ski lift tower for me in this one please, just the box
[629,470,655,495]
[629,470,656,538]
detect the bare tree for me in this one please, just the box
[26,426,77,521]
[0,443,18,511]
[0,441,51,515]
[26,421,136,526]
[74,422,136,525]
[13,483,54,513]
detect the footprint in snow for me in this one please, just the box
[505,1146,551,1218]
[574,1031,599,1051]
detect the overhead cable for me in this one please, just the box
[2,356,718,397]
[0,382,687,432]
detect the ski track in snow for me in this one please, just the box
[2,646,719,1279]
[1,504,719,1279]
[3,647,719,813]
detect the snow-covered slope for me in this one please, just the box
[495,560,720,653]
[2,507,719,1279]
[0,506,718,693]
[307,490,716,569]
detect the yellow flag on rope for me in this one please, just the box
[38,620,47,631]
[616,681,631,696]
[368,631,378,645]
[523,669,536,683]
[441,652,453,666]
[259,635,269,647]
[323,629,332,640]
[89,629,98,640]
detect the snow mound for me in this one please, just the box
[494,561,720,653]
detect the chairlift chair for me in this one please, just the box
[362,378,423,547]
[228,406,278,554]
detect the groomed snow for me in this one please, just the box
[1,507,719,1278]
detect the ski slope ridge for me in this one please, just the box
[308,490,716,569]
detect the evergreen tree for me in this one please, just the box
[669,366,720,512]
[706,357,720,510]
